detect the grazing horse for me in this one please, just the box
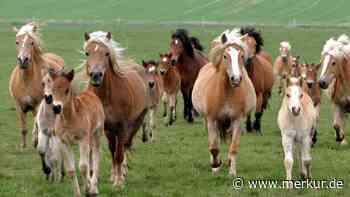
[83,31,149,186]
[238,27,274,133]
[274,41,294,94]
[192,31,256,176]
[159,53,181,126]
[9,22,64,148]
[141,60,163,142]
[278,77,316,181]
[50,70,105,196]
[319,35,350,145]
[170,29,208,122]
[37,71,64,182]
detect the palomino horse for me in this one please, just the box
[278,77,316,181]
[9,22,64,148]
[170,29,208,122]
[37,70,64,182]
[319,35,350,145]
[238,27,274,133]
[192,31,256,176]
[50,70,105,196]
[300,63,321,146]
[159,53,181,126]
[141,60,163,142]
[84,31,149,186]
[273,41,294,94]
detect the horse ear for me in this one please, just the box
[142,60,147,67]
[84,32,90,41]
[315,63,321,70]
[12,26,18,33]
[159,53,163,57]
[106,32,112,40]
[221,33,228,44]
[65,69,75,82]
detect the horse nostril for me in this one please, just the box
[98,72,102,77]
[52,105,62,114]
[319,80,327,89]
[149,81,155,88]
[171,59,176,66]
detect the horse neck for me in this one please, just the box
[61,93,76,123]
[337,59,350,93]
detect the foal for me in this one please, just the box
[159,53,181,126]
[51,70,105,196]
[278,77,316,180]
[273,41,293,95]
[141,60,163,142]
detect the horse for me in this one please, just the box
[158,53,181,126]
[9,22,64,148]
[278,77,316,181]
[273,41,294,95]
[300,63,321,146]
[170,29,208,123]
[192,31,256,176]
[50,69,105,196]
[318,35,350,145]
[36,70,64,182]
[83,31,149,186]
[141,60,163,142]
[238,27,274,133]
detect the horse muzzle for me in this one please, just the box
[52,104,62,114]
[306,80,315,89]
[319,76,332,89]
[17,56,30,69]
[229,76,242,87]
[291,106,301,116]
[89,72,103,87]
[44,94,53,105]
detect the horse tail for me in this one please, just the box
[190,36,204,51]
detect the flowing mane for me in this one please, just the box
[83,31,137,74]
[171,29,194,58]
[322,35,350,59]
[240,27,264,53]
[16,22,43,54]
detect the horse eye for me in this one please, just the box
[223,55,227,60]
[286,94,290,98]
[65,89,69,95]
[105,52,110,56]
[31,42,34,46]
[300,94,303,98]
[41,82,45,87]
[85,52,89,56]
[332,62,336,66]
[15,41,19,45]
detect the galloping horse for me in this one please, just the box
[192,31,256,176]
[83,31,149,186]
[319,35,350,145]
[273,41,294,94]
[141,60,163,142]
[170,29,208,122]
[9,22,64,148]
[278,77,316,181]
[238,27,274,133]
[50,70,105,196]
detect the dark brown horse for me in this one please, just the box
[170,29,208,122]
[239,27,274,133]
[83,31,149,186]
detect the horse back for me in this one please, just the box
[250,55,274,93]
[42,53,65,70]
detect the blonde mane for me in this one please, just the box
[16,22,43,53]
[280,41,291,50]
[83,31,138,74]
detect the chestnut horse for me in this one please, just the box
[159,53,181,126]
[141,60,163,142]
[239,27,274,133]
[273,41,294,95]
[319,36,350,145]
[170,29,208,123]
[83,31,149,186]
[9,22,64,148]
[192,31,256,176]
[50,70,105,196]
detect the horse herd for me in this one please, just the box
[7,22,350,195]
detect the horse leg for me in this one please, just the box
[281,131,294,181]
[114,138,125,187]
[181,87,189,120]
[32,108,39,148]
[246,113,252,132]
[333,105,347,145]
[187,88,194,123]
[60,141,81,197]
[142,111,150,143]
[105,130,116,182]
[37,129,51,179]
[168,93,176,126]
[228,119,241,177]
[253,93,263,134]
[87,132,101,196]
[51,136,63,182]
[207,118,221,174]
[162,92,168,117]
[300,135,312,180]
[16,104,28,149]
[149,107,156,142]
[78,141,90,194]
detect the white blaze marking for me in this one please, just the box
[148,66,156,72]
[175,40,179,45]
[162,57,168,62]
[320,54,330,77]
[22,35,28,48]
[289,86,301,111]
[227,47,241,78]
[94,45,99,52]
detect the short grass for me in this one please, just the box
[0,23,350,197]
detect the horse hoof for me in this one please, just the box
[211,167,221,175]
[340,139,348,145]
[228,170,237,177]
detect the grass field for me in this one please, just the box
[1,1,350,197]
